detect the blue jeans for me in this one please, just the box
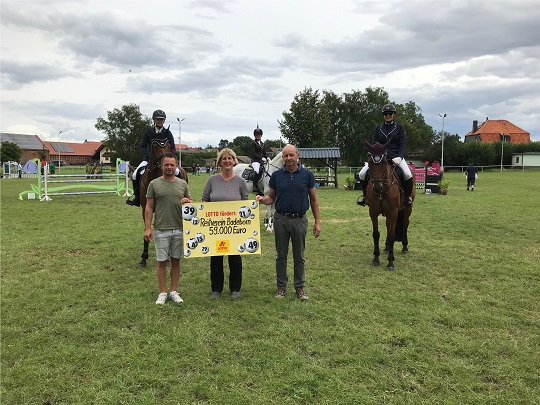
[273,213,308,289]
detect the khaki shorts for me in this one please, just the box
[153,228,183,261]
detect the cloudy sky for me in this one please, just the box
[1,0,539,147]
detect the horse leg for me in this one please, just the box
[401,208,411,253]
[385,214,396,270]
[139,197,148,268]
[264,202,275,232]
[371,215,380,267]
[386,212,397,270]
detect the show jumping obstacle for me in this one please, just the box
[18,158,132,201]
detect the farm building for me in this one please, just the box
[1,133,48,163]
[511,152,540,168]
[464,119,530,143]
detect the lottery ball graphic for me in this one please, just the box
[244,238,259,253]
[185,229,190,235]
[184,249,191,257]
[252,230,258,236]
[196,233,205,243]
[201,246,210,254]
[238,206,251,219]
[182,204,197,221]
[198,203,204,210]
[191,217,199,226]
[250,201,258,209]
[186,237,198,249]
[250,214,256,219]
[237,244,246,253]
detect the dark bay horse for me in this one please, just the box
[138,140,188,268]
[364,140,415,270]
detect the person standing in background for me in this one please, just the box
[466,162,478,191]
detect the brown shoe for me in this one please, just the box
[295,288,309,301]
[275,287,286,298]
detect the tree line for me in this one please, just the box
[92,90,539,168]
[278,86,539,167]
[3,88,539,168]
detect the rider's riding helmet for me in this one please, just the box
[381,104,397,114]
[253,125,263,137]
[152,110,167,120]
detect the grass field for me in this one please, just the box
[1,169,539,404]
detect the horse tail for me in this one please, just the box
[395,209,404,242]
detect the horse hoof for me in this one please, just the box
[386,265,395,271]
[402,247,408,253]
[139,263,146,268]
[372,262,380,267]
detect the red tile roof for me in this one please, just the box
[465,119,530,143]
[43,140,103,156]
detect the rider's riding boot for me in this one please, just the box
[404,178,414,206]
[126,179,140,207]
[357,179,369,206]
[252,171,261,193]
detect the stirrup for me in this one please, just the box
[357,196,367,206]
[405,196,413,206]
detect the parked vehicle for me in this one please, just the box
[51,160,68,167]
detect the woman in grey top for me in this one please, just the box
[202,148,249,300]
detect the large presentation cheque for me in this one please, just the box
[182,200,262,258]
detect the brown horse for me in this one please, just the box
[138,139,188,268]
[364,140,415,270]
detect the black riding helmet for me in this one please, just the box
[152,110,166,120]
[253,125,263,136]
[382,104,396,114]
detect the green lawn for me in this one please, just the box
[1,169,539,404]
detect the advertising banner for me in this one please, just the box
[182,200,261,258]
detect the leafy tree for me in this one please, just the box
[229,136,252,156]
[95,103,151,164]
[278,87,330,148]
[396,101,435,154]
[218,139,229,149]
[0,141,22,162]
[339,87,389,166]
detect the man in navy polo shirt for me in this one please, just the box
[256,144,321,301]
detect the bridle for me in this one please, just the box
[149,139,170,171]
[367,151,394,199]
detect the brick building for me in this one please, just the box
[464,119,530,143]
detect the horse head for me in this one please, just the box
[364,139,391,193]
[148,139,171,172]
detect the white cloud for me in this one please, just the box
[1,0,539,146]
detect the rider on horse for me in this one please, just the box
[357,104,414,207]
[127,109,178,207]
[250,125,268,194]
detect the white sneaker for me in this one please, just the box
[155,292,168,305]
[169,291,184,304]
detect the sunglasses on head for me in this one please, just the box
[383,112,394,116]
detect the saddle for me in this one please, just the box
[240,164,265,183]
[391,162,406,190]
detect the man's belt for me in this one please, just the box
[276,211,304,218]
